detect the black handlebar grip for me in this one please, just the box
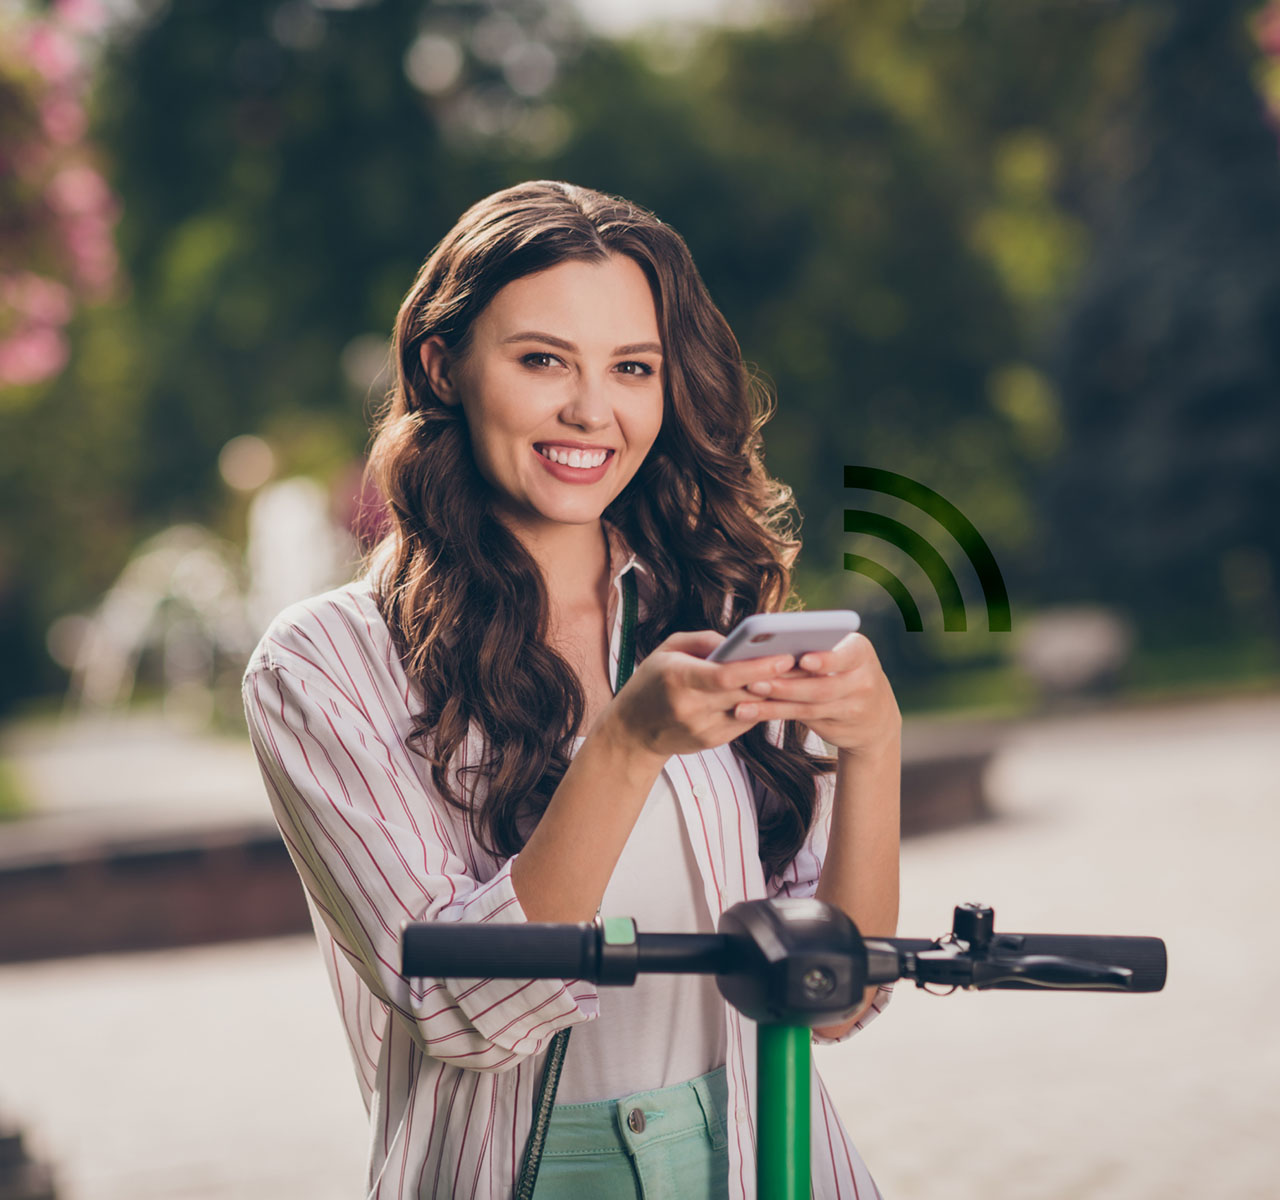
[987,933,1167,992]
[400,921,598,980]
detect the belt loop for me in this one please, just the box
[691,1071,727,1151]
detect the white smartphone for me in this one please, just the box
[706,609,862,665]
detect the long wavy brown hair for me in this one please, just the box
[363,180,835,884]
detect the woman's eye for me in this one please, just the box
[617,361,655,377]
[522,352,560,369]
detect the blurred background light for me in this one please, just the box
[218,435,277,493]
[404,31,465,95]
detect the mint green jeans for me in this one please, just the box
[531,1066,730,1199]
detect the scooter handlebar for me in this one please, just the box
[974,932,1167,992]
[401,919,597,980]
[401,914,1167,996]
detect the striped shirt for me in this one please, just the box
[241,520,893,1199]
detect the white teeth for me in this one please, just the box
[538,446,609,468]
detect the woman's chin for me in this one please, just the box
[491,498,611,535]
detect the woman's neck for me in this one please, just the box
[512,518,612,618]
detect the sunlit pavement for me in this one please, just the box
[825,692,1280,1200]
[1,693,1277,1198]
[0,938,368,1200]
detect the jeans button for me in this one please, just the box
[627,1107,646,1134]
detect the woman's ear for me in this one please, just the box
[420,335,461,406]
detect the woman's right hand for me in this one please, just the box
[598,631,796,762]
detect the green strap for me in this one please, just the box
[616,566,639,689]
[516,565,640,1198]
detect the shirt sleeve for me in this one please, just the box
[758,721,895,1043]
[242,657,599,1074]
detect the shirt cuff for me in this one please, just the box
[810,982,895,1046]
[433,854,601,1055]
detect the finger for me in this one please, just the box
[733,697,837,722]
[661,633,796,681]
[696,654,797,693]
[743,671,852,703]
[797,632,868,675]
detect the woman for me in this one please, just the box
[243,179,900,1199]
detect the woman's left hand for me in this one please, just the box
[736,632,901,758]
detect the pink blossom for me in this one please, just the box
[0,325,70,386]
[44,163,112,216]
[23,23,80,85]
[54,0,109,34]
[64,217,119,293]
[41,94,88,145]
[1258,3,1280,57]
[0,274,74,325]
[1,5,124,379]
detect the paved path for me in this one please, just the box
[820,692,1280,1199]
[0,938,368,1200]
[1,693,1277,1198]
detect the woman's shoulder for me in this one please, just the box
[244,576,396,693]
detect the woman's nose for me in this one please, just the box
[559,376,611,430]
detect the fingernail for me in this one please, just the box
[800,655,818,670]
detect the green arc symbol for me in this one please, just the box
[843,465,1012,633]
[842,554,924,633]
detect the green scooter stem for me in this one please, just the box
[756,1024,810,1199]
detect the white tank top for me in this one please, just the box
[553,742,728,1104]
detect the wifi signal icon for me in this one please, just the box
[843,466,1012,633]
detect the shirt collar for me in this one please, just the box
[604,518,650,585]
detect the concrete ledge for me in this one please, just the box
[898,718,1005,836]
[0,821,310,964]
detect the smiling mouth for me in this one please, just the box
[535,445,614,469]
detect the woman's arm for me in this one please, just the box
[510,631,800,923]
[811,736,901,1039]
[509,710,668,923]
[243,653,603,1073]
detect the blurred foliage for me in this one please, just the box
[1,0,1278,715]
[0,756,27,819]
[1125,634,1280,697]
[518,0,1154,684]
[0,1,121,391]
[1044,0,1280,658]
[0,0,561,705]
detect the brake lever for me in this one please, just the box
[970,954,1135,990]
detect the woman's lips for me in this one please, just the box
[532,445,613,484]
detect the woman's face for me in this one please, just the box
[421,253,665,542]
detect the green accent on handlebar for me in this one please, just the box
[603,917,637,945]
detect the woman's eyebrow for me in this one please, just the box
[502,330,663,356]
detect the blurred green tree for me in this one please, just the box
[1044,0,1280,651]
[3,0,1275,714]
[0,0,124,709]
[521,0,1150,686]
[0,0,584,707]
